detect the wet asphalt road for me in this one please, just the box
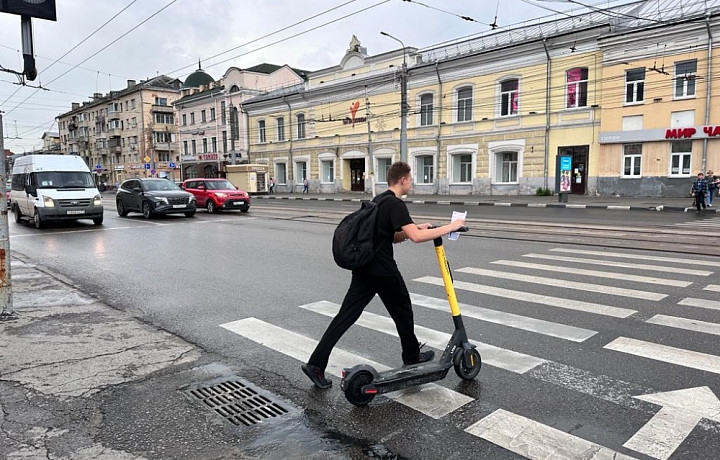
[6,199,720,459]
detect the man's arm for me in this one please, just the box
[401,219,466,243]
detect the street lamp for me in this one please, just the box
[381,31,408,163]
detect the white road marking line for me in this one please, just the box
[524,254,712,276]
[414,276,636,318]
[219,317,473,419]
[465,409,638,460]
[704,285,720,292]
[646,314,720,336]
[457,267,666,301]
[409,293,596,342]
[604,337,720,375]
[491,260,691,287]
[678,297,720,311]
[299,301,545,374]
[550,248,719,267]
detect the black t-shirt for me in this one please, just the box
[357,190,414,276]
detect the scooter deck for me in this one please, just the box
[370,362,452,394]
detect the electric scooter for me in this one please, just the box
[340,226,481,406]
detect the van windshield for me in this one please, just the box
[36,171,95,189]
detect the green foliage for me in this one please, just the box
[535,187,553,196]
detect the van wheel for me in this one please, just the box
[93,216,104,225]
[13,204,22,223]
[33,209,45,229]
[206,200,216,213]
[185,210,196,218]
[142,202,153,219]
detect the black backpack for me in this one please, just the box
[332,194,392,270]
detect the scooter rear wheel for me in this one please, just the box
[454,348,482,380]
[344,370,375,406]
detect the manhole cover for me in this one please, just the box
[186,377,290,427]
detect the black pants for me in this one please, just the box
[308,272,420,370]
[696,191,706,211]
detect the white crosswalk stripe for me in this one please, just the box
[409,293,597,342]
[678,297,720,311]
[524,253,712,276]
[490,259,692,287]
[704,284,720,292]
[646,314,720,336]
[219,317,473,419]
[414,276,637,318]
[457,267,667,301]
[672,216,720,228]
[549,248,719,267]
[299,300,546,374]
[604,337,720,375]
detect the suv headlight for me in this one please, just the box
[188,195,196,202]
[93,194,102,206]
[43,196,55,208]
[154,196,169,204]
[214,193,227,198]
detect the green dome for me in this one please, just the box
[183,66,214,88]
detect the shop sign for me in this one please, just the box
[343,101,366,127]
[198,153,219,160]
[600,125,720,144]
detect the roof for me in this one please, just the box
[244,63,309,79]
[183,68,215,88]
[174,86,225,105]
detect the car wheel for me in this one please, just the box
[241,207,249,213]
[13,204,22,223]
[33,209,45,229]
[116,200,128,217]
[185,210,196,218]
[142,202,153,219]
[93,216,104,225]
[206,200,216,213]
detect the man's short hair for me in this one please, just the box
[387,161,411,186]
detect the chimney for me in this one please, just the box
[71,103,80,110]
[127,79,136,88]
[93,92,102,100]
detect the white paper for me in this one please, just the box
[448,211,467,240]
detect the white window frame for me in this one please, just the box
[674,60,697,100]
[318,153,335,184]
[448,152,475,184]
[453,85,474,123]
[499,77,519,117]
[258,119,266,143]
[276,117,285,142]
[296,113,306,139]
[295,159,308,182]
[669,141,692,177]
[488,139,524,185]
[565,67,589,109]
[275,161,288,184]
[417,92,434,127]
[624,68,645,105]
[410,148,437,185]
[621,143,642,178]
[375,155,394,184]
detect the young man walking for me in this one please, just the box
[302,161,467,389]
[691,172,708,213]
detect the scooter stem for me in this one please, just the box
[434,237,461,317]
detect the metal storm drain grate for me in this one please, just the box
[187,378,290,427]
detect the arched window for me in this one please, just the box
[231,107,239,140]
[296,113,306,139]
[566,68,588,108]
[229,85,240,93]
[500,79,519,116]
[456,87,473,122]
[420,93,433,126]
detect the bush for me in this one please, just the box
[535,187,553,196]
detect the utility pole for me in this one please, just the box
[365,86,375,197]
[381,31,408,163]
[0,111,16,320]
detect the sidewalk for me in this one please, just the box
[0,257,357,459]
[255,192,720,213]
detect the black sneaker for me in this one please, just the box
[418,349,435,363]
[301,363,332,389]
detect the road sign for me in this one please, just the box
[150,169,156,175]
[169,162,176,168]
[144,163,150,170]
[144,156,151,162]
[95,164,101,169]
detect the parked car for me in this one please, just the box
[4,181,10,205]
[182,178,251,213]
[116,178,196,219]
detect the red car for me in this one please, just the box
[4,181,10,205]
[182,178,250,213]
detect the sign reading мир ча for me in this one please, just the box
[665,125,720,139]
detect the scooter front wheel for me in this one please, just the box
[454,348,481,380]
[344,370,376,406]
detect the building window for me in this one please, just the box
[670,140,692,176]
[625,68,645,104]
[456,87,473,122]
[296,113,306,139]
[452,154,473,183]
[321,160,334,183]
[183,141,188,155]
[276,163,287,184]
[566,67,588,108]
[154,113,174,124]
[182,114,187,126]
[500,79,519,116]
[201,110,206,123]
[202,138,208,154]
[674,60,697,98]
[416,155,434,184]
[296,161,307,181]
[154,97,167,106]
[258,120,266,142]
[211,137,217,152]
[420,93,433,126]
[210,107,216,120]
[377,158,392,183]
[191,140,197,155]
[154,132,173,143]
[495,151,518,183]
[221,101,227,125]
[622,144,642,177]
[222,131,227,153]
[190,112,195,124]
[276,117,285,141]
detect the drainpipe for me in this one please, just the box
[542,38,551,190]
[434,62,443,195]
[241,105,250,164]
[703,14,713,172]
[284,97,293,191]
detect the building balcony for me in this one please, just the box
[153,142,173,151]
[152,104,173,113]
[109,146,122,154]
[107,127,122,136]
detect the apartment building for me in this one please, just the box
[57,76,182,185]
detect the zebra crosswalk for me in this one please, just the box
[219,246,720,459]
[672,215,720,229]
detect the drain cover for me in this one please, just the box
[186,378,290,427]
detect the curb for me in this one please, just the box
[253,195,720,213]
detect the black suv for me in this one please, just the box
[116,178,196,219]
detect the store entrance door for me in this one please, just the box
[558,145,588,195]
[350,159,365,191]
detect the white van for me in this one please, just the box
[10,155,104,229]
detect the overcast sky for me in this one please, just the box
[0,0,634,152]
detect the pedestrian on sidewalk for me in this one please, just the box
[301,161,466,389]
[303,177,309,194]
[706,170,718,207]
[268,177,275,194]
[690,172,708,213]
